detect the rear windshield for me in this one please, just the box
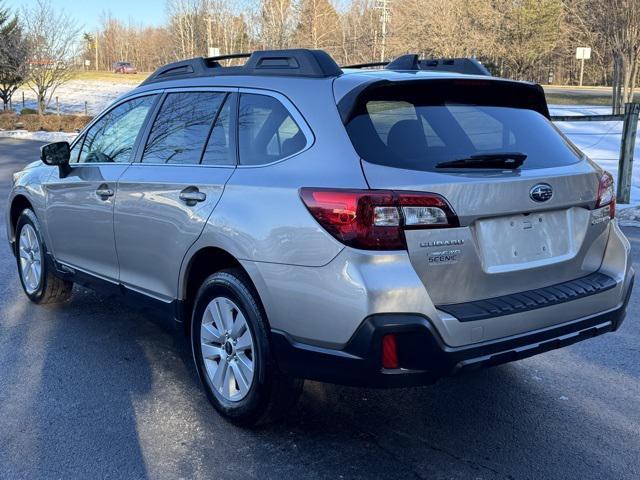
[344,80,582,171]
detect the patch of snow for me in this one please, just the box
[13,79,137,116]
[550,104,640,209]
[0,130,77,143]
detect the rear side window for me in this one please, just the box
[142,91,225,165]
[202,97,234,166]
[345,80,581,171]
[238,94,305,165]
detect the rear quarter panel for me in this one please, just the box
[178,79,367,298]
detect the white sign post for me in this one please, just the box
[208,47,220,58]
[576,47,592,87]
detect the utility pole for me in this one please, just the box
[95,30,99,71]
[375,0,391,63]
[206,16,213,57]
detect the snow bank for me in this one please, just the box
[0,130,77,143]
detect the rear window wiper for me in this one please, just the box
[435,152,527,169]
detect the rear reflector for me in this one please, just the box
[382,334,399,369]
[300,188,459,250]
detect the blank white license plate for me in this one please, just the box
[474,210,572,271]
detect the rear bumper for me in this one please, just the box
[272,272,633,388]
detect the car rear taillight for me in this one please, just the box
[596,172,615,219]
[299,188,459,250]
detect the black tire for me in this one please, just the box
[15,209,73,304]
[191,268,303,426]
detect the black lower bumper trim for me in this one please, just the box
[438,272,617,322]
[272,273,633,388]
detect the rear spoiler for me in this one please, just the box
[336,78,550,124]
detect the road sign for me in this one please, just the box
[576,47,591,60]
[576,47,592,87]
[208,47,220,58]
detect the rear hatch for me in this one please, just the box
[338,77,613,305]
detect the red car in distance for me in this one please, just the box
[113,61,137,74]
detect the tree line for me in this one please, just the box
[1,0,639,114]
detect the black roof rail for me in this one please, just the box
[206,52,252,65]
[386,54,492,76]
[342,61,388,69]
[141,49,343,85]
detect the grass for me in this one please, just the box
[73,70,150,83]
[0,111,92,132]
[544,93,640,106]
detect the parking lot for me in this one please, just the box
[0,137,639,480]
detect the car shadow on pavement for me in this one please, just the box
[1,274,638,479]
[0,282,159,478]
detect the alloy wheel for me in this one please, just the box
[200,296,255,402]
[18,224,42,294]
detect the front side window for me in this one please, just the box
[142,91,225,165]
[77,95,156,164]
[68,136,83,163]
[238,94,305,166]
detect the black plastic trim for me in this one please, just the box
[142,49,343,85]
[385,55,492,76]
[438,272,617,322]
[46,253,179,327]
[272,274,632,388]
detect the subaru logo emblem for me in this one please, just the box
[530,183,553,202]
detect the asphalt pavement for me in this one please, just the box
[0,137,639,480]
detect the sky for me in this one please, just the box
[4,0,167,31]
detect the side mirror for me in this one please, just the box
[40,141,70,166]
[40,141,71,177]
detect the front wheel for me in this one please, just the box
[191,269,303,426]
[15,209,73,304]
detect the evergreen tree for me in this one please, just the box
[0,1,28,110]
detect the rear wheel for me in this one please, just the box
[15,209,73,304]
[191,269,303,426]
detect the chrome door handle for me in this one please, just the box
[96,185,114,199]
[179,187,206,206]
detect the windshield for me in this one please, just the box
[344,81,582,171]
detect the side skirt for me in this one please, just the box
[47,253,183,329]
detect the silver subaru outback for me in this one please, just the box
[6,49,634,425]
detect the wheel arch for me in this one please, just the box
[178,246,268,336]
[9,194,34,245]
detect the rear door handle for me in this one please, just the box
[179,187,206,206]
[96,184,114,199]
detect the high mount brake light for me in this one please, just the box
[299,188,459,250]
[596,172,615,219]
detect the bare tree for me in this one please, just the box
[294,0,341,55]
[336,0,378,64]
[573,0,640,113]
[0,2,29,110]
[494,0,564,80]
[390,0,499,59]
[256,0,296,49]
[22,0,81,114]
